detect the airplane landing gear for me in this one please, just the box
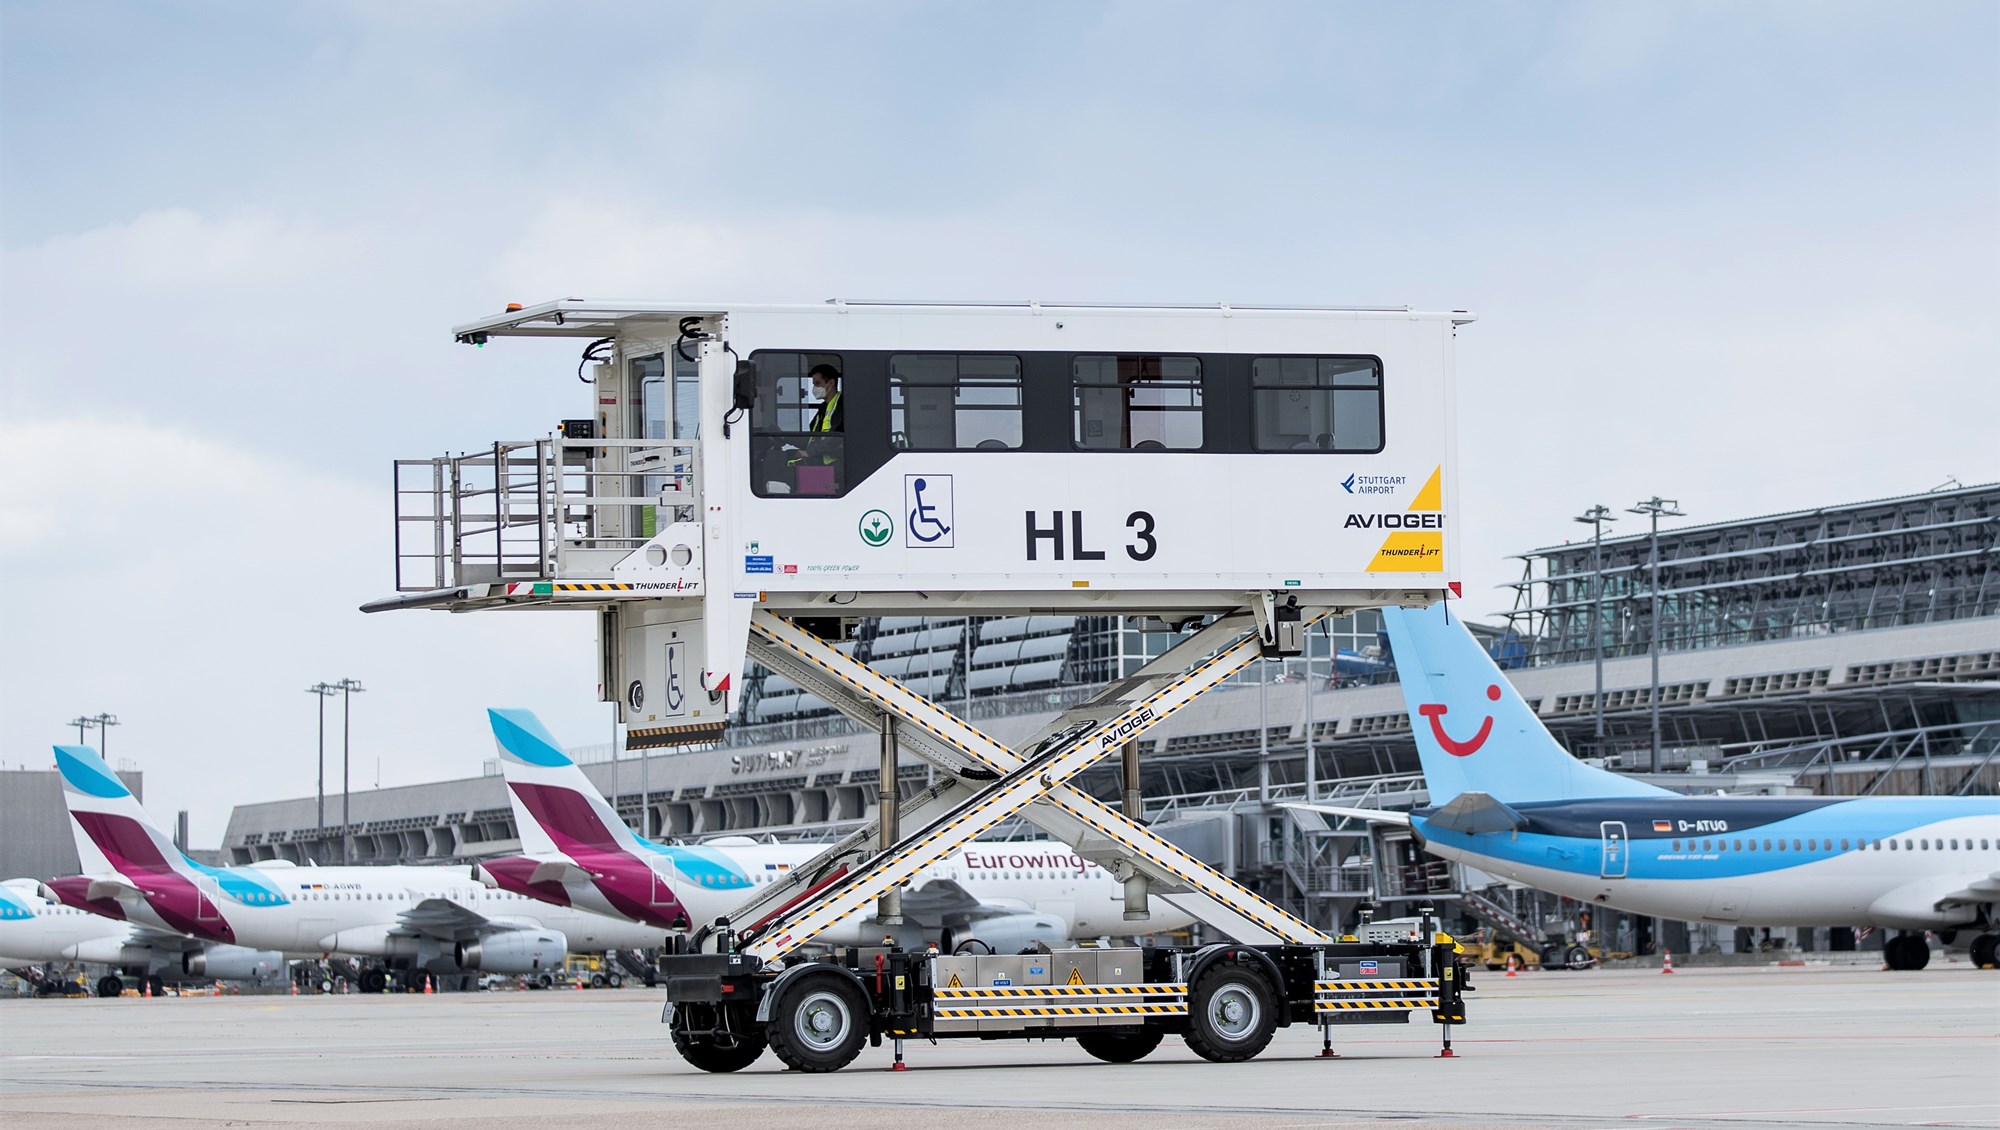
[1968,933,1998,970]
[1884,933,1931,971]
[358,968,389,994]
[96,974,123,998]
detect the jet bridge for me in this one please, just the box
[370,298,1470,961]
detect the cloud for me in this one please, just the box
[0,415,603,847]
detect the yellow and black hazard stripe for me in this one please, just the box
[552,582,638,592]
[934,1004,1186,1018]
[1314,998,1438,1011]
[1314,979,1436,992]
[627,721,727,750]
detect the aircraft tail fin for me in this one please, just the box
[487,709,642,858]
[1381,603,1675,805]
[52,745,191,878]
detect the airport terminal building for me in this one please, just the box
[218,482,1999,953]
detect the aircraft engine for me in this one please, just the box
[455,929,567,974]
[955,912,1067,955]
[322,927,424,962]
[184,945,285,981]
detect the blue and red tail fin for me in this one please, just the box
[1381,603,1675,805]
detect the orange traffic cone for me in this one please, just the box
[423,975,434,995]
[1505,957,1518,978]
[142,980,151,998]
[290,979,298,996]
[1661,951,1675,975]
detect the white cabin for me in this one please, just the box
[371,299,1471,741]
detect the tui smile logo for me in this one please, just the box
[858,510,894,547]
[1417,684,1501,757]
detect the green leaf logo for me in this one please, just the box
[858,510,893,547]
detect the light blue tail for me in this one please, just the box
[1380,602,1674,805]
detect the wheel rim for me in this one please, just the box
[1209,983,1261,1041]
[794,989,852,1052]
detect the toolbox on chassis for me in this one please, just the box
[660,933,1471,1072]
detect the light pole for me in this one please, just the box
[1572,506,1617,749]
[68,713,118,752]
[306,683,338,857]
[1626,497,1686,774]
[335,678,365,864]
[94,713,119,757]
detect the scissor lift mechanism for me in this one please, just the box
[659,603,1473,1071]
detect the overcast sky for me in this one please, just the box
[2,1,1994,848]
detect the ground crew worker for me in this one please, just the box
[786,363,843,493]
[807,363,843,435]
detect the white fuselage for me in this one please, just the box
[1421,811,2000,930]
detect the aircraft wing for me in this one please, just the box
[1279,802,1412,826]
[393,898,540,942]
[895,878,1039,925]
[124,925,206,954]
[1936,870,2000,906]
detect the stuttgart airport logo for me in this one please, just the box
[1417,684,1501,757]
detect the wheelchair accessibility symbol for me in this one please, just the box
[905,475,954,548]
[663,642,687,714]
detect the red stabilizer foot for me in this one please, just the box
[1318,1049,1342,1058]
[1436,1048,1458,1058]
[890,1062,908,1072]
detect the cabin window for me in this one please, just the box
[1761,839,1771,851]
[1073,355,1203,450]
[1732,839,1742,851]
[1250,356,1384,452]
[750,351,848,497]
[1671,839,1681,851]
[890,354,1023,450]
[1841,839,1850,851]
[1793,839,1803,852]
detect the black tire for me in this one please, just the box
[1885,935,1932,971]
[670,1005,767,1073]
[1540,944,1566,970]
[1565,945,1593,970]
[591,973,607,988]
[1077,1029,1164,1063]
[607,973,623,989]
[1969,933,1998,970]
[1183,963,1278,1063]
[765,973,870,1073]
[359,969,388,994]
[96,975,123,998]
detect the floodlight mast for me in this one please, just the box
[369,298,1469,952]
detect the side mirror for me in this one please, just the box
[732,360,758,413]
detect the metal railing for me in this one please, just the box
[393,437,699,591]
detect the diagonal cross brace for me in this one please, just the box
[731,609,1329,961]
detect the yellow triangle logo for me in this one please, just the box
[1408,466,1442,511]
[946,972,963,988]
[1067,967,1085,986]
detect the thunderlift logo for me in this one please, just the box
[1365,465,1445,573]
[1417,683,1501,757]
